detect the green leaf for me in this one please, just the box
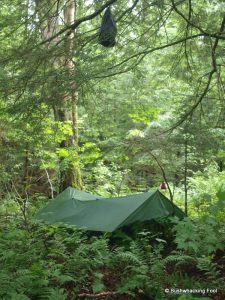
[92,281,105,294]
[216,187,225,201]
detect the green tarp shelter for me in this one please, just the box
[35,187,185,232]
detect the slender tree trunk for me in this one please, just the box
[23,147,29,190]
[58,0,82,191]
[184,138,188,215]
[149,151,173,202]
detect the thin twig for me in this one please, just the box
[148,152,174,202]
[45,169,54,199]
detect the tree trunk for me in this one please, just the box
[36,0,82,192]
[58,0,82,191]
[184,138,188,216]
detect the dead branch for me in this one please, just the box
[78,291,117,298]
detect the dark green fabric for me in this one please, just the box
[54,186,101,201]
[35,187,185,232]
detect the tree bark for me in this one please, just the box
[184,137,188,215]
[58,0,82,191]
[35,0,82,192]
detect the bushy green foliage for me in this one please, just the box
[0,209,225,300]
[188,165,225,214]
[172,216,225,256]
[0,220,154,299]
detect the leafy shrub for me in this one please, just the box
[172,217,225,256]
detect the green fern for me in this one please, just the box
[6,293,30,300]
[0,271,12,297]
[197,256,221,281]
[164,251,197,267]
[115,251,144,265]
[39,288,68,300]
